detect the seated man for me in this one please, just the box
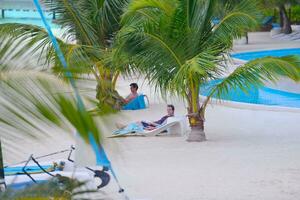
[140,104,175,130]
[116,104,175,131]
[122,83,139,104]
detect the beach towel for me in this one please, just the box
[122,94,148,110]
[113,123,145,136]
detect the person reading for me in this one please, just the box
[140,104,175,130]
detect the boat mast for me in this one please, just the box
[0,140,5,191]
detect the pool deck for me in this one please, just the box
[233,32,300,52]
[2,32,300,200]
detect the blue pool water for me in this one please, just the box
[0,10,59,28]
[201,79,300,108]
[201,49,300,109]
[232,48,300,61]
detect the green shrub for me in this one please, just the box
[291,5,300,24]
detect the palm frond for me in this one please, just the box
[122,0,177,24]
[213,0,261,44]
[0,23,58,67]
[0,23,107,79]
[0,70,102,160]
[44,0,128,46]
[44,0,98,45]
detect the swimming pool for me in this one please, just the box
[231,48,300,61]
[201,48,300,109]
[200,79,300,109]
[0,10,59,29]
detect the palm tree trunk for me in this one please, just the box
[279,8,283,28]
[186,112,206,142]
[96,69,125,111]
[279,4,292,34]
[94,64,124,110]
[186,84,206,142]
[96,79,124,111]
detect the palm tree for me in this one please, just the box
[117,0,300,142]
[260,0,298,34]
[0,0,128,110]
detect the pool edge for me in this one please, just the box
[200,95,300,113]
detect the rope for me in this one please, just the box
[32,1,129,199]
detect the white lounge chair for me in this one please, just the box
[109,116,188,138]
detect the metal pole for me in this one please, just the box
[0,140,6,191]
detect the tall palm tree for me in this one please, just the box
[117,0,300,141]
[0,0,128,111]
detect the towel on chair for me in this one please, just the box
[113,123,145,136]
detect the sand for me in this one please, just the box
[105,102,300,200]
[2,32,300,200]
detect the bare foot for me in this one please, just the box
[116,123,126,129]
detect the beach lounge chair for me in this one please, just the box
[110,116,187,138]
[262,16,273,26]
[122,94,149,110]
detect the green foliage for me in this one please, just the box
[261,5,300,24]
[259,0,300,24]
[291,5,300,23]
[118,0,260,95]
[0,176,96,200]
[43,0,128,46]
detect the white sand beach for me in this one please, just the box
[3,32,300,200]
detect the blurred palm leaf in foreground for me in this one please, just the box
[0,68,101,160]
[0,176,95,200]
